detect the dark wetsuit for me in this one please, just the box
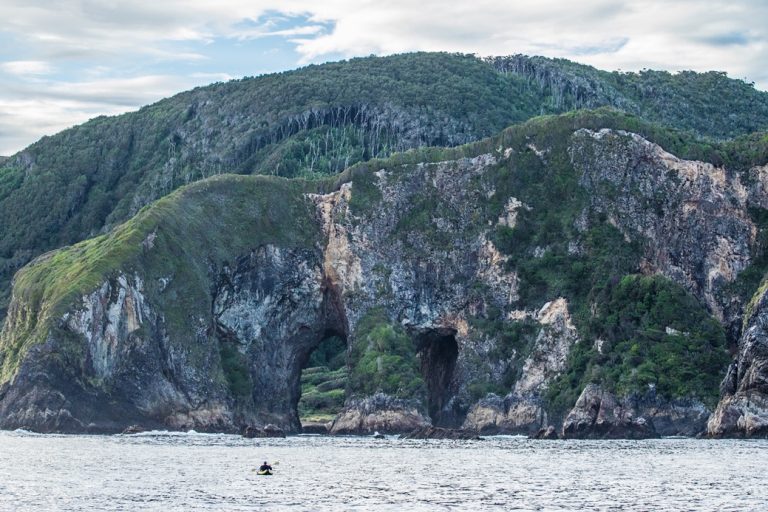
[259,464,273,472]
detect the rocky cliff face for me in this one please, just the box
[572,128,755,331]
[0,113,765,435]
[462,298,579,434]
[707,282,768,437]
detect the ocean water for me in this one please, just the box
[0,430,765,511]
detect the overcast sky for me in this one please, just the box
[1,0,766,155]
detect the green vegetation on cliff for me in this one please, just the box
[489,55,768,140]
[547,275,728,410]
[2,51,768,324]
[0,53,532,319]
[348,308,425,399]
[331,108,736,409]
[474,111,731,408]
[299,336,348,422]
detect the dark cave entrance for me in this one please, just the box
[297,332,348,429]
[416,329,459,427]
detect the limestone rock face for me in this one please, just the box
[0,272,233,433]
[708,286,768,437]
[572,128,755,332]
[328,394,429,435]
[212,245,331,432]
[463,298,579,434]
[514,298,579,396]
[0,246,329,433]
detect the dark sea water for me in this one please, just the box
[0,430,765,511]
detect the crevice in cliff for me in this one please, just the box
[416,329,459,427]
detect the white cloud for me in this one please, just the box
[1,60,54,76]
[2,1,766,81]
[1,0,767,155]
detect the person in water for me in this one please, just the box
[259,461,273,473]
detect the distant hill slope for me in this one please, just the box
[487,55,768,139]
[1,52,768,319]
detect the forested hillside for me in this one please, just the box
[1,52,768,321]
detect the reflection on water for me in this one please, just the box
[0,430,766,511]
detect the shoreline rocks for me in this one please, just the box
[301,421,331,435]
[242,424,286,438]
[462,393,547,435]
[561,385,659,439]
[328,393,430,435]
[400,426,482,440]
[531,425,558,439]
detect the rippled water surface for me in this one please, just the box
[1,430,766,511]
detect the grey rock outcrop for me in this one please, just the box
[561,384,710,438]
[572,128,756,330]
[561,385,658,439]
[329,394,430,435]
[242,424,286,438]
[400,426,482,440]
[531,425,559,439]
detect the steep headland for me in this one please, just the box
[2,110,767,436]
[2,51,768,326]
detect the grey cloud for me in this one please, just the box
[574,41,629,56]
[537,38,630,57]
[2,82,162,108]
[0,127,46,156]
[696,32,756,47]
[0,72,210,154]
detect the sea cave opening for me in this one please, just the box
[297,333,348,430]
[416,328,459,427]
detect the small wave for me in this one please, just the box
[4,428,46,437]
[119,429,222,437]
